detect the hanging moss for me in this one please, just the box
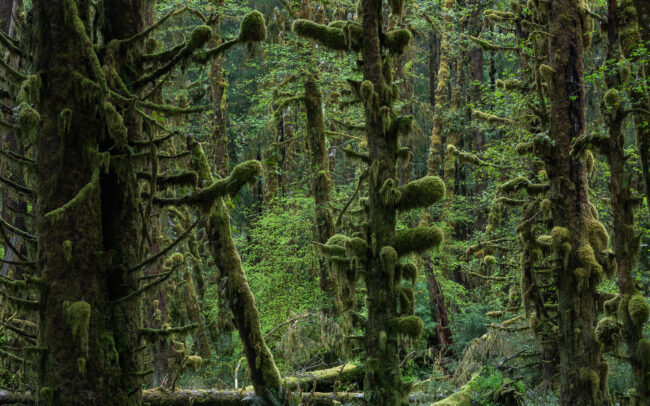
[184,355,203,370]
[346,237,370,260]
[577,244,603,279]
[238,11,267,43]
[539,64,555,82]
[63,240,73,263]
[551,226,570,249]
[361,80,374,102]
[398,287,415,315]
[399,263,417,284]
[386,316,423,338]
[380,246,399,277]
[515,142,533,155]
[587,218,609,253]
[384,29,412,55]
[63,301,91,356]
[394,176,445,211]
[393,226,443,256]
[499,176,530,193]
[103,100,128,148]
[604,295,620,316]
[292,20,360,51]
[627,293,650,327]
[594,317,621,352]
[604,88,620,109]
[468,35,500,51]
[483,255,496,266]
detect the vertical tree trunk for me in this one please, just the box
[33,1,135,403]
[304,73,341,315]
[546,1,606,403]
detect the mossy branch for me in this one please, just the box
[473,109,513,125]
[111,6,188,50]
[0,149,35,166]
[394,226,443,256]
[0,289,39,310]
[0,55,25,81]
[394,176,445,211]
[0,215,36,241]
[343,147,368,163]
[0,174,34,197]
[570,134,609,156]
[292,19,362,51]
[139,323,199,340]
[126,219,199,274]
[114,263,181,303]
[151,161,261,208]
[335,170,368,227]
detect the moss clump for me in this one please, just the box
[398,287,415,315]
[17,102,40,137]
[387,316,423,338]
[63,240,73,263]
[346,237,370,259]
[587,218,609,253]
[468,35,500,51]
[393,226,443,256]
[636,339,650,369]
[360,80,374,101]
[185,355,203,369]
[395,176,445,211]
[515,142,533,155]
[551,226,570,249]
[77,357,86,375]
[604,88,620,109]
[483,255,496,266]
[238,11,267,43]
[400,263,417,284]
[604,295,620,316]
[384,29,412,55]
[103,101,127,148]
[577,244,603,278]
[63,300,91,356]
[380,245,399,276]
[539,64,555,82]
[595,317,621,352]
[188,25,213,50]
[627,293,650,327]
[293,20,358,51]
[499,176,530,193]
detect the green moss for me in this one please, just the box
[187,25,213,50]
[578,367,600,403]
[63,240,73,263]
[483,255,496,266]
[636,339,650,369]
[577,244,603,279]
[185,355,203,369]
[499,176,529,193]
[238,11,267,43]
[394,226,443,256]
[17,102,40,138]
[604,295,620,316]
[384,29,412,55]
[587,218,609,253]
[387,316,423,338]
[604,88,620,108]
[40,387,57,404]
[103,101,127,148]
[380,246,399,276]
[399,287,415,315]
[77,357,86,375]
[468,35,500,51]
[594,316,621,352]
[515,142,533,155]
[292,19,359,51]
[539,64,555,82]
[346,237,370,259]
[361,80,374,101]
[63,300,91,356]
[395,176,445,211]
[400,263,417,284]
[627,293,650,327]
[551,226,570,249]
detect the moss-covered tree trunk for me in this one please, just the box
[304,73,341,315]
[546,1,606,403]
[33,1,136,403]
[601,1,650,401]
[188,140,281,397]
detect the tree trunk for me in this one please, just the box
[547,1,606,403]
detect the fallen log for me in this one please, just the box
[430,373,479,406]
[283,363,364,391]
[0,389,365,405]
